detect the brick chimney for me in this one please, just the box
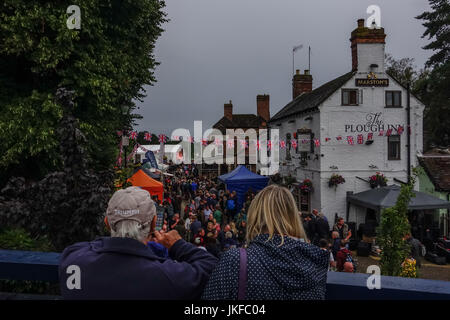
[256,94,270,121]
[224,100,233,120]
[350,18,386,72]
[292,69,312,100]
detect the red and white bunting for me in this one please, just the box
[357,134,364,144]
[386,129,392,137]
[127,144,139,162]
[129,131,137,140]
[347,136,354,145]
[313,139,320,147]
[291,139,298,149]
[158,134,167,143]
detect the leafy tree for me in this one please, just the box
[385,54,431,98]
[0,0,167,187]
[377,174,416,277]
[416,0,450,147]
[0,89,114,251]
[386,54,421,86]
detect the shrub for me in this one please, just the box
[0,228,59,295]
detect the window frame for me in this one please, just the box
[341,89,359,106]
[387,134,401,160]
[385,91,402,108]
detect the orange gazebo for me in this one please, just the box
[128,169,164,201]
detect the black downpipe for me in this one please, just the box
[407,82,411,184]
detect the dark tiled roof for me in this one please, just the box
[213,114,267,132]
[269,71,356,122]
[418,155,450,192]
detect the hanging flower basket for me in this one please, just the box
[299,179,313,193]
[328,174,345,189]
[369,172,387,188]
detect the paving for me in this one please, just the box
[353,252,450,282]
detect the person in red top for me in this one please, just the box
[336,240,353,272]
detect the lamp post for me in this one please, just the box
[121,105,130,168]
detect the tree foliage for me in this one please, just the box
[377,175,416,277]
[416,0,450,148]
[0,0,167,186]
[0,89,114,251]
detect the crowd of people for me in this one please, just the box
[58,163,360,299]
[302,209,356,272]
[150,164,255,258]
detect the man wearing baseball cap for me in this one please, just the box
[59,186,218,299]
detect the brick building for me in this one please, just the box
[209,96,270,174]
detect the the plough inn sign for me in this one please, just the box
[344,112,404,133]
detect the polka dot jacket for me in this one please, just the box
[201,234,329,300]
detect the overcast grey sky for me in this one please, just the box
[136,0,432,135]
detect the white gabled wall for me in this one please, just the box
[272,71,425,226]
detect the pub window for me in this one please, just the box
[342,89,359,106]
[300,191,310,213]
[388,135,401,160]
[386,91,402,107]
[286,133,291,160]
[300,152,308,166]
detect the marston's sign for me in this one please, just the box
[355,78,389,87]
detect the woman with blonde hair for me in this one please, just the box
[202,185,328,300]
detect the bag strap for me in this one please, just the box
[238,247,248,300]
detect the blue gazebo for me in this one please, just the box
[218,165,269,211]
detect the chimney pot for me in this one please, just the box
[292,71,313,100]
[224,101,233,120]
[296,69,300,75]
[256,94,270,122]
[357,19,364,28]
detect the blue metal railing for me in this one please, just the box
[1,249,449,300]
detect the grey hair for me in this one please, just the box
[111,220,151,242]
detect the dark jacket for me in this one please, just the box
[407,237,422,267]
[315,217,330,240]
[59,237,218,300]
[303,220,316,241]
[202,234,328,300]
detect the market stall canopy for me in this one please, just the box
[218,165,269,211]
[347,185,450,211]
[128,169,163,201]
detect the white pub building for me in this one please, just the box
[268,19,425,226]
